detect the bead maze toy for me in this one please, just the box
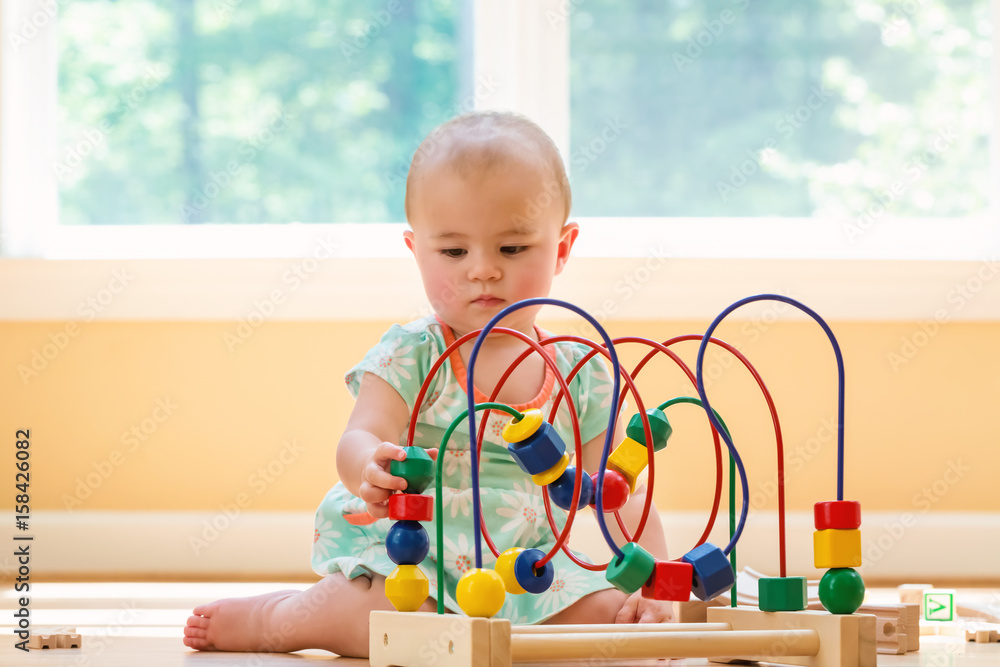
[370,295,876,667]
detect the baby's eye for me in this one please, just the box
[441,248,467,258]
[500,245,527,256]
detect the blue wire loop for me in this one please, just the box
[695,293,847,555]
[466,298,625,566]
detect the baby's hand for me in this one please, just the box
[615,591,675,624]
[358,442,408,517]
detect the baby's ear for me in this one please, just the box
[403,229,415,253]
[554,221,579,275]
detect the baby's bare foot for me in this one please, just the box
[183,589,300,652]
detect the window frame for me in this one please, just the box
[1,0,998,321]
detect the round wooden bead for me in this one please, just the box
[385,520,429,565]
[496,548,526,595]
[507,422,566,475]
[626,409,673,452]
[814,500,861,530]
[456,568,506,618]
[513,548,555,594]
[388,493,434,522]
[589,469,630,513]
[605,542,656,594]
[389,446,435,495]
[681,542,735,601]
[501,409,544,443]
[548,466,593,510]
[531,453,570,486]
[758,576,808,611]
[385,564,429,612]
[641,560,693,601]
[819,568,865,614]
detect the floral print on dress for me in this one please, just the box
[496,481,546,547]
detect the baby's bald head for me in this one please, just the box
[404,111,571,226]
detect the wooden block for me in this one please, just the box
[27,634,54,649]
[369,611,510,667]
[905,603,920,651]
[707,607,876,667]
[673,597,724,623]
[964,624,1000,643]
[898,584,932,606]
[56,633,82,649]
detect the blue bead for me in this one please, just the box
[385,520,429,565]
[507,422,566,476]
[681,542,734,601]
[513,548,554,594]
[548,466,593,510]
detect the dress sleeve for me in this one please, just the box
[343,323,441,415]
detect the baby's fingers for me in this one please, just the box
[615,592,640,624]
[373,441,408,466]
[364,460,408,494]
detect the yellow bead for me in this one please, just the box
[607,437,650,493]
[502,409,543,443]
[813,528,862,569]
[456,568,506,618]
[531,452,570,486]
[384,564,429,612]
[496,548,526,594]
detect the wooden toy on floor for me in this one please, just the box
[371,295,877,667]
[27,627,81,649]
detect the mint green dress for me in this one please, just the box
[311,314,619,624]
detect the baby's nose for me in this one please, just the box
[468,255,501,281]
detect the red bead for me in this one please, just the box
[589,469,630,513]
[641,560,694,601]
[388,493,434,522]
[814,500,861,530]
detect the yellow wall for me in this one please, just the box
[3,318,997,515]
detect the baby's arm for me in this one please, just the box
[336,372,413,517]
[581,427,674,623]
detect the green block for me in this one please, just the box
[819,568,865,614]
[626,409,672,452]
[758,576,807,612]
[389,446,435,494]
[923,590,955,622]
[605,542,656,594]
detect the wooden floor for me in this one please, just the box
[1,582,998,666]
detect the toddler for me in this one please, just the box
[184,111,673,659]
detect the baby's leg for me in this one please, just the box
[543,588,628,625]
[183,572,436,658]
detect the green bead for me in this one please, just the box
[819,568,865,614]
[389,446,435,494]
[758,576,807,612]
[605,542,656,594]
[626,409,672,452]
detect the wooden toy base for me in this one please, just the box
[370,607,878,667]
[27,627,82,649]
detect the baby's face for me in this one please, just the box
[404,160,577,337]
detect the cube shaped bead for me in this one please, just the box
[682,542,735,601]
[626,409,673,452]
[758,576,808,611]
[389,447,435,495]
[814,500,862,530]
[813,528,862,569]
[507,422,566,475]
[641,560,694,601]
[605,542,656,594]
[385,565,429,612]
[607,437,650,493]
[388,493,434,522]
